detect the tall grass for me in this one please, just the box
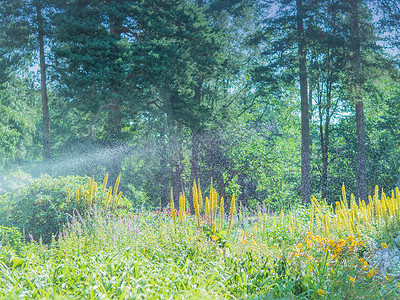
[0,178,399,299]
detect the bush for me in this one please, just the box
[0,226,23,253]
[0,174,132,244]
[0,175,88,243]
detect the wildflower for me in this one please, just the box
[296,242,303,251]
[367,268,375,278]
[350,276,355,284]
[317,289,325,296]
[211,235,218,242]
[381,242,388,249]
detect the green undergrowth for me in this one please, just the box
[0,176,399,299]
[0,207,398,299]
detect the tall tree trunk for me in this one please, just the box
[160,125,169,208]
[351,0,367,201]
[189,130,200,210]
[167,110,184,210]
[189,79,202,212]
[321,83,331,200]
[296,0,311,204]
[106,16,125,184]
[35,2,51,162]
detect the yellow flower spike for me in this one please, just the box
[317,289,325,296]
[115,191,123,207]
[212,220,216,233]
[228,194,236,233]
[93,181,97,204]
[254,222,257,235]
[213,189,218,224]
[367,268,374,278]
[342,183,347,208]
[170,187,176,229]
[192,180,200,229]
[197,179,203,212]
[220,197,224,221]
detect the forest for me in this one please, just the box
[0,0,398,210]
[0,0,400,298]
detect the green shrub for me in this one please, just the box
[0,226,23,253]
[0,175,88,244]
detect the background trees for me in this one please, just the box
[0,0,399,210]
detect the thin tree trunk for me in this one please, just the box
[189,130,200,210]
[351,0,367,201]
[160,125,169,208]
[36,2,51,162]
[297,0,311,204]
[106,16,125,184]
[189,79,202,212]
[321,84,331,200]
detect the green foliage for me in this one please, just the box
[0,175,89,243]
[0,198,397,299]
[0,226,23,253]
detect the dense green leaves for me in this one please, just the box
[0,0,399,210]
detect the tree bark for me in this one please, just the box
[351,0,367,201]
[321,83,331,200]
[189,130,200,210]
[189,78,202,212]
[160,125,170,208]
[35,1,51,162]
[296,0,311,204]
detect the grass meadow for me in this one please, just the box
[0,175,400,299]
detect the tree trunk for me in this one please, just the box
[296,0,311,204]
[106,15,125,184]
[189,130,200,210]
[189,79,202,212]
[167,113,184,210]
[160,125,169,208]
[351,0,367,201]
[35,2,51,162]
[321,84,331,200]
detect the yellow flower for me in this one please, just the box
[350,276,355,284]
[381,242,388,249]
[317,289,325,296]
[296,242,303,251]
[367,268,374,278]
[211,235,218,242]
